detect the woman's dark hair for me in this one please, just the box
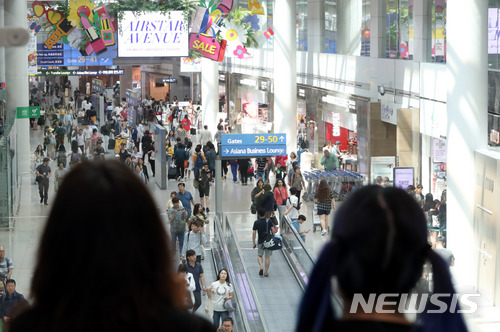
[166,139,171,147]
[432,199,441,209]
[13,162,181,331]
[177,264,188,274]
[273,179,286,190]
[58,144,66,152]
[186,141,193,149]
[256,179,264,188]
[71,140,78,153]
[216,268,230,286]
[193,203,205,217]
[296,185,467,332]
[316,179,331,202]
[423,193,434,212]
[207,141,214,150]
[195,146,201,153]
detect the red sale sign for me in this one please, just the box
[189,33,226,62]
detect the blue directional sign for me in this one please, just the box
[162,78,177,83]
[221,133,287,158]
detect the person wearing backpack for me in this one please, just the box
[192,145,206,177]
[174,143,187,181]
[181,219,207,263]
[205,142,217,180]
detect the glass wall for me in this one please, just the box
[489,0,500,69]
[386,0,446,62]
[297,0,308,51]
[325,1,337,54]
[431,0,446,63]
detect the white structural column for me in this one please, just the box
[412,0,432,62]
[337,0,362,55]
[370,0,386,58]
[201,58,218,133]
[446,1,488,286]
[5,0,29,175]
[307,0,325,53]
[273,0,297,153]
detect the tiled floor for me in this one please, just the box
[4,126,500,331]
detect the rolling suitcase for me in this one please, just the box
[108,139,116,150]
[168,165,177,179]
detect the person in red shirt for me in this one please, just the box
[181,115,191,139]
[120,107,128,122]
[275,154,288,178]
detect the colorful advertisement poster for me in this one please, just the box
[118,11,188,57]
[180,57,202,72]
[27,9,38,75]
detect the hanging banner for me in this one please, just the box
[118,11,189,57]
[27,8,38,75]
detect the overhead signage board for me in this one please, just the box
[118,11,188,58]
[36,69,124,76]
[221,134,287,158]
[36,43,117,66]
[17,106,40,119]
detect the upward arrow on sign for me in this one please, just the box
[279,136,285,142]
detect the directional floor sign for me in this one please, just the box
[221,133,287,158]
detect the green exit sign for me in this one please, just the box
[17,106,40,119]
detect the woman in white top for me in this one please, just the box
[287,152,299,173]
[207,269,234,327]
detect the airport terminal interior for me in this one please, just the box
[1,0,500,331]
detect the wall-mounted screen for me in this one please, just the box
[118,11,188,57]
[393,167,414,190]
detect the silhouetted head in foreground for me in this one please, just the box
[296,185,467,332]
[10,161,214,332]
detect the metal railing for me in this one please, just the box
[212,213,269,332]
[277,206,343,310]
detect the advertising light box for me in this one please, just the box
[118,11,188,57]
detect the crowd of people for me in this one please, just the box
[15,80,465,332]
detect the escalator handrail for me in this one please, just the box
[278,210,343,310]
[213,214,269,332]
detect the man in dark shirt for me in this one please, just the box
[197,163,211,213]
[35,158,51,205]
[434,236,455,266]
[0,279,28,324]
[256,157,267,182]
[186,250,206,314]
[252,208,275,277]
[118,143,128,163]
[93,142,105,160]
